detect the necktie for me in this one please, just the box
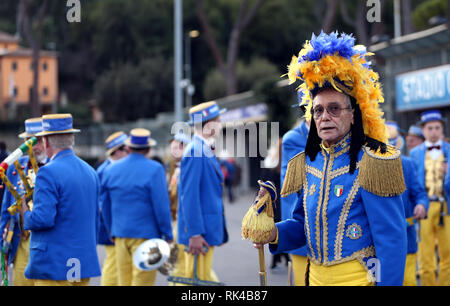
[427,145,441,151]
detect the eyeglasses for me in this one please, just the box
[312,104,352,119]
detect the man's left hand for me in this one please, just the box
[414,204,427,220]
[19,196,29,217]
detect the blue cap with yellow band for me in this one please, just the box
[188,101,226,125]
[36,114,80,136]
[126,128,157,148]
[105,131,128,156]
[19,117,43,138]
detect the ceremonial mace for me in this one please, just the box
[241,180,277,286]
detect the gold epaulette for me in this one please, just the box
[359,145,406,197]
[280,152,306,197]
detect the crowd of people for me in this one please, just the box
[0,31,449,286]
[0,101,230,286]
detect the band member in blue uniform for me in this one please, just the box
[410,110,450,285]
[280,118,309,285]
[168,133,191,284]
[101,128,173,286]
[177,101,228,283]
[386,121,428,286]
[21,114,101,286]
[0,118,47,286]
[97,131,129,286]
[255,32,407,286]
[405,125,424,153]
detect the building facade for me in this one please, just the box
[370,24,450,138]
[0,31,58,119]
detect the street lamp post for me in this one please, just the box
[174,0,183,123]
[184,30,199,110]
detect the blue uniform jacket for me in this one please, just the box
[446,162,450,198]
[96,159,113,245]
[101,153,173,241]
[270,135,407,286]
[401,156,429,254]
[280,122,308,256]
[23,150,101,280]
[0,156,30,262]
[410,142,450,212]
[177,135,226,246]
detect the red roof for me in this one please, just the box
[0,31,19,43]
[0,47,57,58]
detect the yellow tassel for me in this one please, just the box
[359,145,406,196]
[241,193,275,243]
[280,152,306,197]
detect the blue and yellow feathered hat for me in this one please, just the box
[287,31,387,143]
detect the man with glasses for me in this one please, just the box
[254,32,407,286]
[96,131,129,286]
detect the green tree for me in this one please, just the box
[94,56,173,123]
[203,57,279,101]
[413,0,448,30]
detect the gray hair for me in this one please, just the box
[47,133,75,150]
[313,87,352,108]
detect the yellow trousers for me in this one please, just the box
[291,255,307,286]
[12,236,34,286]
[418,201,450,286]
[115,238,157,286]
[170,243,187,286]
[309,259,373,286]
[33,278,90,286]
[403,253,417,286]
[184,247,218,283]
[101,245,118,286]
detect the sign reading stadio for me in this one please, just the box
[395,65,450,111]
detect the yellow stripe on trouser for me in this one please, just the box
[169,220,187,286]
[418,201,450,286]
[309,259,373,286]
[12,236,34,286]
[34,278,90,286]
[101,245,118,286]
[115,238,157,286]
[170,243,187,286]
[403,253,417,286]
[184,247,218,283]
[291,255,307,286]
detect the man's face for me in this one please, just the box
[111,145,129,161]
[312,89,354,147]
[30,136,47,163]
[406,134,423,151]
[422,121,444,143]
[202,117,222,139]
[170,140,184,162]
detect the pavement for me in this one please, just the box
[91,190,291,286]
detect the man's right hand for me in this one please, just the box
[253,227,278,249]
[188,235,209,255]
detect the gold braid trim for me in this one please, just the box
[359,145,406,197]
[280,152,306,197]
[309,245,376,267]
